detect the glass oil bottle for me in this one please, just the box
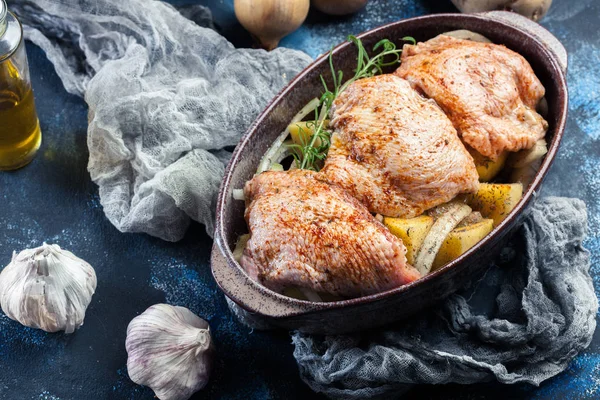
[0,0,41,170]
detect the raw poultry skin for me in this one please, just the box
[241,170,421,297]
[396,35,548,160]
[320,74,479,218]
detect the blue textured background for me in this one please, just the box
[1,0,599,399]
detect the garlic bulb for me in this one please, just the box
[312,0,368,16]
[235,0,310,50]
[0,243,97,333]
[126,304,214,400]
[451,0,552,21]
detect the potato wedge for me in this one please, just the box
[288,120,329,147]
[465,183,523,226]
[432,219,494,271]
[384,215,434,265]
[466,145,508,182]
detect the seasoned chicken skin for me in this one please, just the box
[396,35,548,160]
[241,170,421,297]
[320,74,479,218]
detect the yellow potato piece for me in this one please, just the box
[465,183,523,226]
[288,120,329,147]
[383,215,434,265]
[467,146,508,182]
[432,219,494,271]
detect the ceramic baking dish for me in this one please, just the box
[211,11,568,334]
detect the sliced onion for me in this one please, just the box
[256,134,296,174]
[269,163,284,171]
[292,97,320,124]
[257,129,289,174]
[414,202,472,275]
[509,139,548,169]
[282,287,323,302]
[511,158,543,188]
[283,287,308,300]
[537,97,549,118]
[256,136,292,172]
[300,288,323,302]
[232,189,245,201]
[317,101,328,123]
[257,98,319,175]
[233,234,250,263]
[442,30,492,43]
[457,211,483,228]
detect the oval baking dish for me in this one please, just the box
[212,11,568,334]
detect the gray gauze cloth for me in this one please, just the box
[10,0,312,241]
[228,197,597,399]
[292,197,598,399]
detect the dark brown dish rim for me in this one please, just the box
[212,11,568,332]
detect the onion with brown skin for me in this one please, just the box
[312,0,368,16]
[234,0,310,50]
[451,0,552,21]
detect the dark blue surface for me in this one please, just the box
[1,0,599,399]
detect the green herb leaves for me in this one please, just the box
[289,35,415,171]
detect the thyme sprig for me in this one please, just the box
[289,35,415,171]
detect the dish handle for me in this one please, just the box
[211,240,321,319]
[480,10,567,73]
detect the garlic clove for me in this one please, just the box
[0,243,97,334]
[451,0,552,21]
[234,0,310,50]
[126,304,214,400]
[510,0,553,22]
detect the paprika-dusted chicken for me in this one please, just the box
[320,74,479,218]
[396,35,548,160]
[241,170,421,297]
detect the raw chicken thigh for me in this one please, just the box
[396,35,547,159]
[241,170,421,297]
[321,74,479,218]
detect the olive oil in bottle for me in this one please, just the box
[0,0,41,170]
